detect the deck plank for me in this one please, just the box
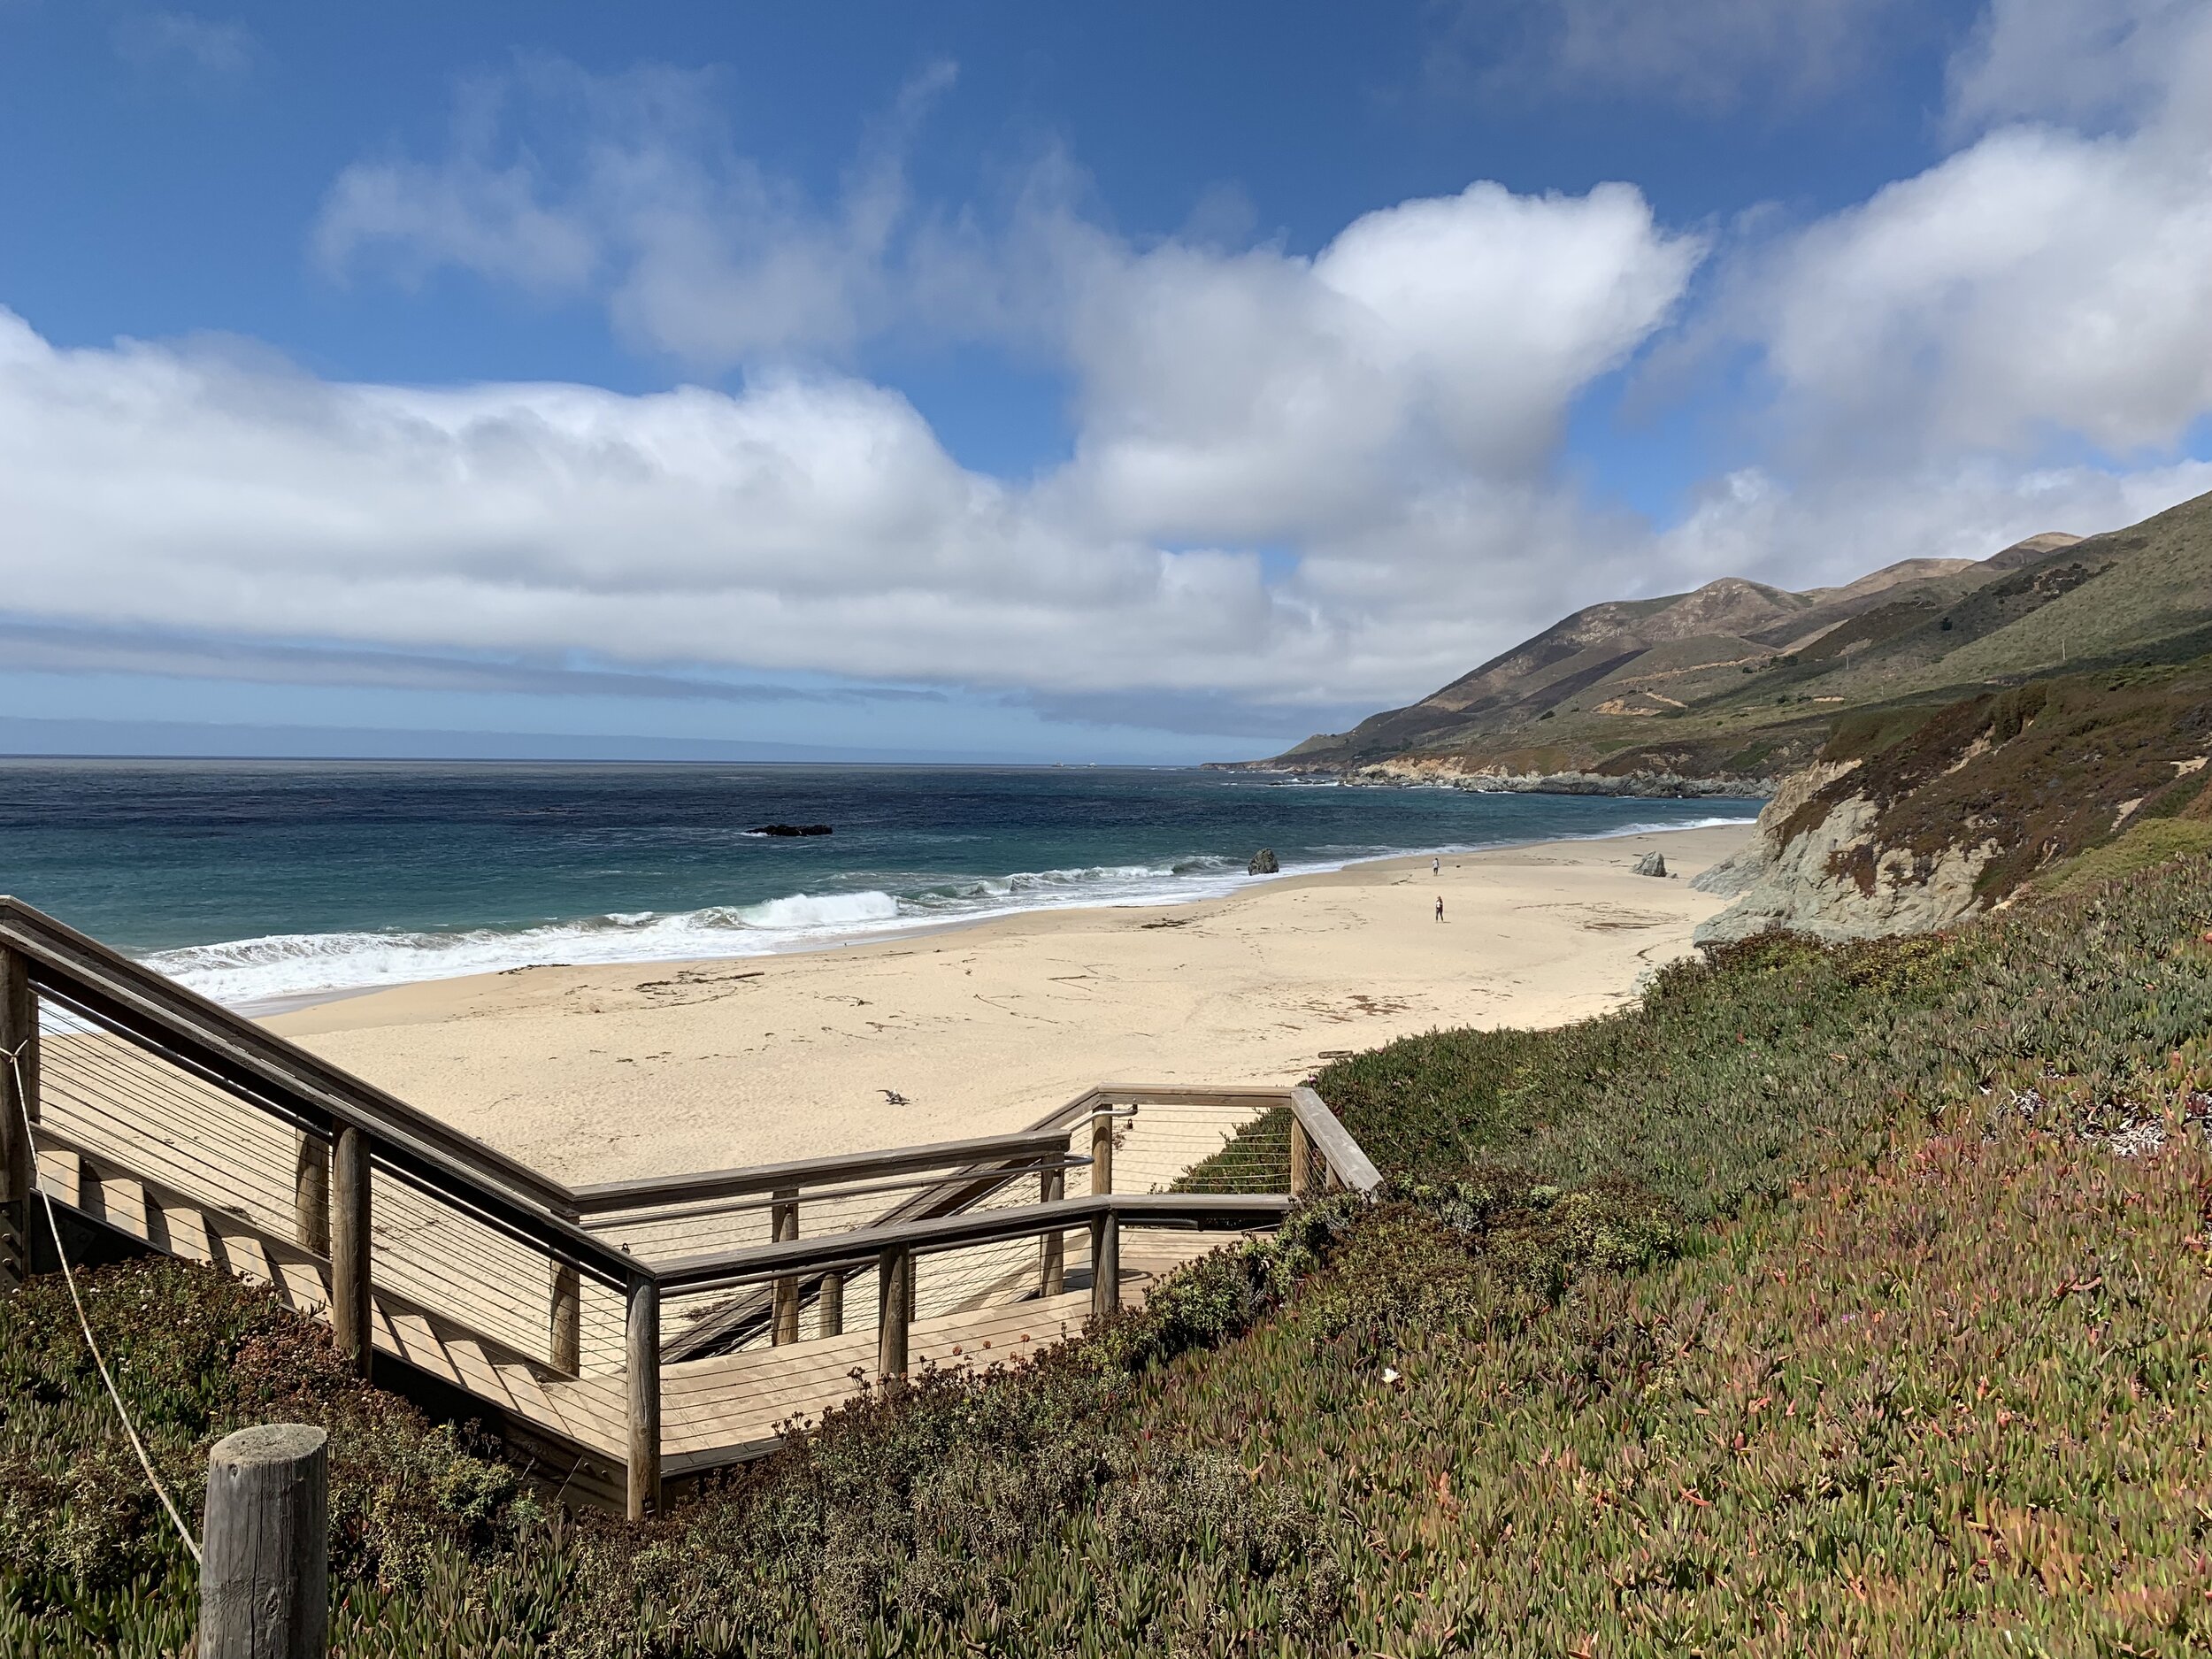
[384,1310,460,1385]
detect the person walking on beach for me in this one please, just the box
[1434,895,1445,923]
[1432,856,1440,877]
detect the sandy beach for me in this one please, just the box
[266,822,1751,1183]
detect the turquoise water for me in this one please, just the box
[0,760,1756,1003]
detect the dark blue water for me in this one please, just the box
[0,760,1756,1002]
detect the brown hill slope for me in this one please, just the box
[1242,488,2212,791]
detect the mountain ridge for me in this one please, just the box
[1229,492,2210,790]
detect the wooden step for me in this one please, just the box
[33,1145,81,1210]
[155,1202,217,1266]
[273,1256,331,1314]
[215,1225,276,1288]
[442,1332,520,1414]
[382,1308,462,1386]
[73,1165,147,1240]
[493,1357,563,1427]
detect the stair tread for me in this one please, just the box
[161,1205,218,1265]
[494,1358,563,1425]
[381,1307,463,1385]
[441,1331,520,1411]
[214,1227,276,1287]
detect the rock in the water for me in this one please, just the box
[753,823,833,837]
[1248,849,1280,874]
[1632,851,1668,878]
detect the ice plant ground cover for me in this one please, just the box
[4,853,2212,1655]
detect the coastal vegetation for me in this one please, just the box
[7,846,2212,1653]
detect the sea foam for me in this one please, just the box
[142,815,1756,1008]
[141,860,1256,1005]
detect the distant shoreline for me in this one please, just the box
[1207,761,1776,798]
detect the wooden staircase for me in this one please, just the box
[0,895,1380,1516]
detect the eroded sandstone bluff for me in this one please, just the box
[1694,664,2212,944]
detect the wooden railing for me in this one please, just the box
[0,896,1382,1522]
[580,1130,1092,1363]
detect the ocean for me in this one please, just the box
[0,760,1758,1006]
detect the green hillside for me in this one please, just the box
[1898,488,2212,687]
[1243,489,2212,786]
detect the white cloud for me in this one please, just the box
[1947,0,2210,136]
[0,296,1664,712]
[7,106,1709,724]
[42,14,2212,748]
[1660,458,2212,593]
[1709,0,2212,488]
[315,58,953,366]
[1752,125,2212,457]
[1050,181,1703,543]
[316,153,598,296]
[1432,0,1914,111]
[111,11,257,82]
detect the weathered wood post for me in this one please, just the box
[1288,1115,1313,1200]
[199,1423,328,1659]
[548,1261,581,1374]
[0,946,37,1293]
[1090,1208,1120,1321]
[1089,1110,1115,1197]
[1039,1167,1065,1296]
[626,1274,661,1521]
[293,1134,330,1257]
[771,1188,800,1346]
[819,1269,844,1339]
[329,1127,371,1376]
[877,1243,910,1379]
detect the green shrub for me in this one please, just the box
[0,1259,543,1657]
[16,849,2212,1653]
[2033,817,2212,896]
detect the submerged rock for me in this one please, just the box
[752,824,833,837]
[1248,849,1280,874]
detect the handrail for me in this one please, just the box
[1286,1085,1383,1194]
[652,1192,1294,1295]
[580,1153,1089,1234]
[0,895,639,1286]
[570,1129,1084,1217]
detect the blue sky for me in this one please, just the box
[3,0,2210,762]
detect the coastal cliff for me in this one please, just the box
[1694,661,2212,943]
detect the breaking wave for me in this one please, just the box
[141,815,1755,1008]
